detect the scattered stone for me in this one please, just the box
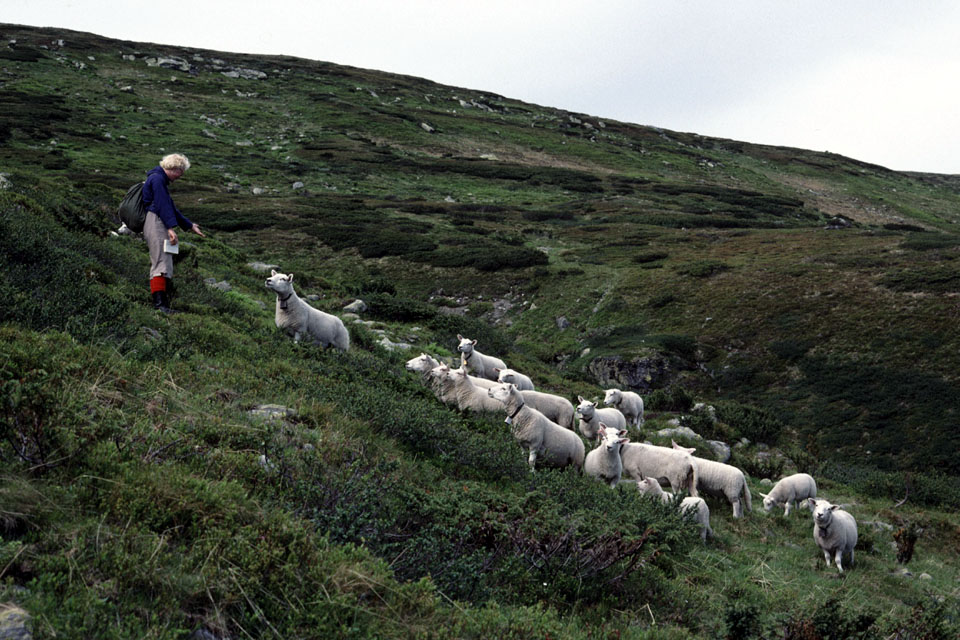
[119,85,134,93]
[257,454,277,473]
[443,195,455,203]
[706,440,732,463]
[919,573,932,580]
[141,327,162,341]
[201,129,217,139]
[236,140,254,147]
[249,404,296,421]
[759,478,774,487]
[0,604,32,640]
[248,262,280,273]
[556,316,570,330]
[251,187,265,195]
[0,173,11,190]
[305,294,321,302]
[656,426,700,441]
[892,567,914,578]
[379,336,413,351]
[221,67,267,80]
[343,299,367,313]
[292,181,305,190]
[204,278,231,292]
[420,122,435,133]
[862,520,894,532]
[691,403,717,421]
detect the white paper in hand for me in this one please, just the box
[163,239,179,254]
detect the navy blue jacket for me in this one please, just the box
[142,166,194,230]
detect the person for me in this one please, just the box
[142,153,205,312]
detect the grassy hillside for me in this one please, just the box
[1,24,959,639]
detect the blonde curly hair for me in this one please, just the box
[159,153,191,172]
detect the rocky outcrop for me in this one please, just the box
[587,352,681,392]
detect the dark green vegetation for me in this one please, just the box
[1,24,958,639]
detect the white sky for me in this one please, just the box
[6,0,960,174]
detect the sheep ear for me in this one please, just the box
[288,273,294,281]
[807,498,817,509]
[270,269,277,276]
[472,339,477,346]
[829,505,841,512]
[619,437,629,444]
[457,334,464,340]
[578,395,585,402]
[758,492,768,499]
[619,429,628,437]
[494,368,501,373]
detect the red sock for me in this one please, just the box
[150,276,166,294]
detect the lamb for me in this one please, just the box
[760,473,818,517]
[808,498,857,573]
[488,382,584,473]
[265,270,349,350]
[603,388,644,427]
[636,477,712,541]
[456,334,506,381]
[583,424,628,488]
[496,368,535,391]
[671,441,752,518]
[576,396,626,441]
[620,441,699,497]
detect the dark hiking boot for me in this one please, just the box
[152,291,175,314]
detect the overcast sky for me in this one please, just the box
[7,1,960,174]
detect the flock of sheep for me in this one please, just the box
[262,270,858,573]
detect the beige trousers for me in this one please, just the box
[143,211,174,279]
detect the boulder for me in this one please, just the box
[343,299,367,313]
[587,353,681,392]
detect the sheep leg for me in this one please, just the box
[784,500,793,517]
[834,550,845,573]
[293,330,302,343]
[527,449,538,473]
[732,499,742,519]
[822,549,832,569]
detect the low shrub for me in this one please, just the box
[714,400,783,445]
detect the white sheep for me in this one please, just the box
[603,388,644,427]
[405,353,442,378]
[435,364,503,413]
[496,367,535,391]
[760,473,818,517]
[808,498,857,573]
[620,441,699,497]
[456,334,506,381]
[584,424,628,488]
[636,477,713,541]
[265,270,349,350]
[671,441,752,518]
[488,383,584,473]
[517,389,576,430]
[576,396,627,441]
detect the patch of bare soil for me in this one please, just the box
[775,174,927,228]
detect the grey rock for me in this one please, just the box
[249,404,296,421]
[759,478,774,487]
[343,299,367,313]
[251,187,265,195]
[656,426,700,441]
[305,294,321,302]
[588,352,683,393]
[893,567,914,578]
[292,181,305,190]
[204,278,231,292]
[247,262,280,273]
[862,520,894,532]
[141,327,162,341]
[0,173,11,190]
[920,573,932,580]
[420,122,435,133]
[556,316,570,330]
[705,439,732,463]
[0,604,32,640]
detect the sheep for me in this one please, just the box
[496,367,535,391]
[576,396,626,441]
[808,498,857,573]
[603,388,644,427]
[636,477,713,541]
[620,441,699,497]
[434,364,503,413]
[456,334,506,381]
[488,382,584,473]
[265,270,349,350]
[583,424,628,488]
[405,353,441,379]
[671,441,752,518]
[760,473,818,517]
[517,389,576,429]
[406,354,494,400]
